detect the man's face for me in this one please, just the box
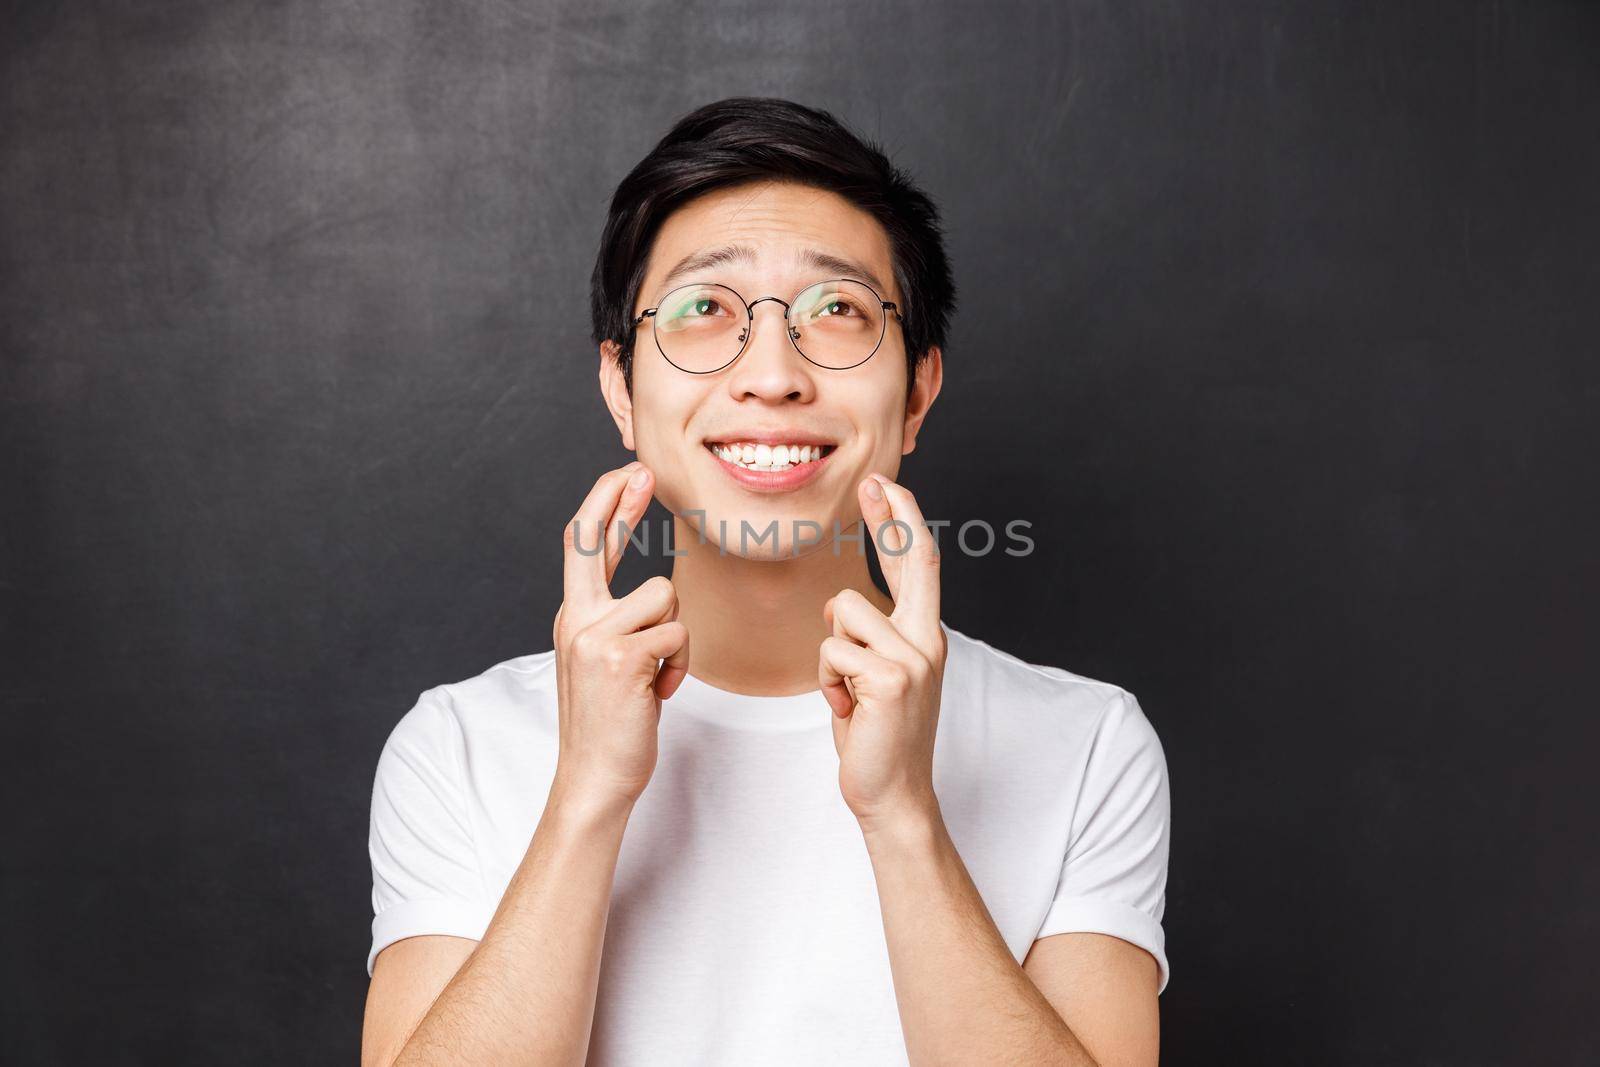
[601,180,938,561]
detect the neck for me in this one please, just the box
[667,513,894,697]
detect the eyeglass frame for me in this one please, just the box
[629,278,904,374]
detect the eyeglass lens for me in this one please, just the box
[650,280,886,372]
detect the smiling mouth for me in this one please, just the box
[704,441,837,472]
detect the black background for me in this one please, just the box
[4,1,1596,1063]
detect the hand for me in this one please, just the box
[551,462,689,807]
[820,473,948,829]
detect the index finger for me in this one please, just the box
[563,463,650,608]
[869,474,941,643]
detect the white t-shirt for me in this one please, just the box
[368,621,1170,1064]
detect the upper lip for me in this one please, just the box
[703,430,837,447]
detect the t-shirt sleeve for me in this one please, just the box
[367,686,495,977]
[1034,687,1172,993]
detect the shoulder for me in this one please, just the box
[942,622,1133,719]
[940,623,1163,761]
[438,648,558,713]
[383,650,559,753]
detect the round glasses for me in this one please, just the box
[630,278,902,374]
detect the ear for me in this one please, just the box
[901,345,944,455]
[598,340,636,451]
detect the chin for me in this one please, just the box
[668,488,856,563]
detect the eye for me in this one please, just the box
[817,297,861,318]
[666,293,733,321]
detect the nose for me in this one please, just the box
[724,298,816,403]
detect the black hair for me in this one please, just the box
[589,97,956,393]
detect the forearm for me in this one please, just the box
[862,800,1097,1067]
[394,776,633,1067]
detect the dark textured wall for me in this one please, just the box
[4,1,1596,1063]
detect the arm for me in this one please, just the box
[364,781,636,1067]
[362,462,688,1067]
[821,474,1164,1066]
[861,801,1159,1066]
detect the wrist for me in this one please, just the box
[856,790,944,849]
[546,768,638,828]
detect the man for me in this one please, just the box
[362,97,1170,1066]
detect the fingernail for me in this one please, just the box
[863,477,883,500]
[629,468,650,490]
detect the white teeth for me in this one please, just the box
[710,442,831,471]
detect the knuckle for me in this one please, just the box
[884,662,911,689]
[628,575,675,611]
[555,607,586,646]
[569,626,603,661]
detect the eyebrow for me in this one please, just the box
[657,243,891,297]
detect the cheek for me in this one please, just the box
[626,376,699,479]
[631,412,674,471]
[853,379,911,456]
